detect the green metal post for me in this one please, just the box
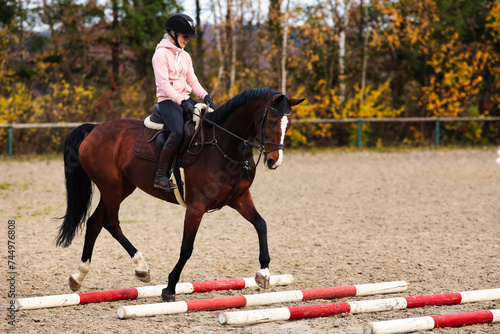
[8,124,13,156]
[435,117,440,147]
[357,118,362,148]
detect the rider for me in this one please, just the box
[151,13,215,191]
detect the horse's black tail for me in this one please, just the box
[56,123,97,248]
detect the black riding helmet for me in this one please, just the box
[165,14,197,48]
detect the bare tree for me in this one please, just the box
[281,0,290,94]
[227,0,236,94]
[360,0,369,103]
[268,0,282,89]
[111,0,120,80]
[194,0,205,82]
[210,0,225,95]
[337,0,352,104]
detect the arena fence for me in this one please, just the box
[2,117,500,155]
[296,116,500,148]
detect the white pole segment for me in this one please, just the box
[117,301,189,319]
[219,307,291,325]
[245,290,304,306]
[364,316,436,334]
[349,297,407,314]
[354,281,407,296]
[460,289,500,303]
[493,309,500,321]
[14,294,81,310]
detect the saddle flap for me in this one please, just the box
[134,128,163,162]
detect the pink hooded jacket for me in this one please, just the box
[152,38,208,105]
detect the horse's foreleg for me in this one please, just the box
[249,209,271,289]
[162,207,204,302]
[231,192,271,289]
[69,202,105,291]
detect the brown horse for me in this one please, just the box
[56,88,304,302]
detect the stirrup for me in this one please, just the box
[154,175,178,191]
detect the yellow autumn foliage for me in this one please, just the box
[420,34,489,117]
[286,80,404,147]
[486,2,500,43]
[335,80,405,119]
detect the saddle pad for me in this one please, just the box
[134,128,161,162]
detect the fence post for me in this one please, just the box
[357,119,362,148]
[435,117,440,147]
[8,124,13,156]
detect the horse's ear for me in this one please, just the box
[288,98,305,106]
[272,94,286,105]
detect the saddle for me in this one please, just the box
[134,103,210,165]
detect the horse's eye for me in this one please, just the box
[269,120,276,126]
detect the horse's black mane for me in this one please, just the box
[205,88,280,125]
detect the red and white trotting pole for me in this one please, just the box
[15,274,293,310]
[218,288,500,325]
[117,281,408,319]
[364,309,500,333]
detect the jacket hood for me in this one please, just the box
[156,38,181,52]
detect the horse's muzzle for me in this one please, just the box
[266,158,279,170]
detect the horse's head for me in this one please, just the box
[258,94,305,170]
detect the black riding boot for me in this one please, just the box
[154,133,178,191]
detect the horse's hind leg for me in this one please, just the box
[69,201,105,291]
[100,183,151,282]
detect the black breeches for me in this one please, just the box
[157,98,196,149]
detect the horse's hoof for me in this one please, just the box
[135,269,151,282]
[255,269,271,289]
[69,276,81,292]
[161,289,175,302]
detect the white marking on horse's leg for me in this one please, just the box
[273,116,288,168]
[133,251,149,271]
[255,268,271,289]
[133,251,151,282]
[69,260,90,291]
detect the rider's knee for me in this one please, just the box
[165,132,179,149]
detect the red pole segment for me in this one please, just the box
[432,310,495,328]
[191,278,247,293]
[79,289,139,304]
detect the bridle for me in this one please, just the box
[192,94,291,171]
[255,97,292,165]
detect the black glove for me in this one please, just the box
[204,95,215,110]
[180,100,194,117]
